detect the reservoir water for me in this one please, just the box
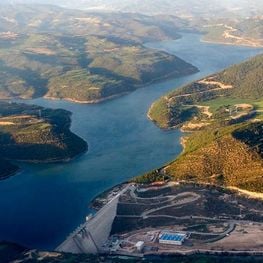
[0,33,262,249]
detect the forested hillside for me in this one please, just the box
[0,102,87,179]
[146,54,263,193]
[149,54,263,129]
[0,4,198,103]
[166,122,263,192]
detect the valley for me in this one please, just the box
[0,1,263,261]
[0,32,260,250]
[0,4,198,103]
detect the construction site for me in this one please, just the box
[57,182,263,256]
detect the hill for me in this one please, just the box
[165,122,263,193]
[0,101,87,179]
[201,17,263,47]
[0,4,198,103]
[146,54,263,194]
[149,54,263,129]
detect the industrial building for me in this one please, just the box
[158,232,187,246]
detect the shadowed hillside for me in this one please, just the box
[0,101,87,179]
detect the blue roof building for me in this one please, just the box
[159,232,187,245]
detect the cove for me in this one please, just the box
[0,33,262,250]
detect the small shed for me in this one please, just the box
[135,241,145,252]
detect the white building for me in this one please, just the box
[135,241,145,252]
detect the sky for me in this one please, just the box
[1,0,263,17]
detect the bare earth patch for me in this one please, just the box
[198,78,233,90]
[25,48,56,56]
[228,186,263,200]
[74,17,110,27]
[181,122,210,132]
[168,78,233,102]
[0,121,14,126]
[2,115,33,120]
[211,223,263,250]
[222,25,263,48]
[234,104,254,110]
[195,105,213,118]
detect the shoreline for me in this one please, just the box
[12,145,88,164]
[0,167,21,181]
[147,103,180,131]
[43,66,199,105]
[0,110,88,180]
[43,92,130,104]
[0,146,88,181]
[200,38,263,48]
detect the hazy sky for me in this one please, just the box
[1,0,261,8]
[2,0,263,17]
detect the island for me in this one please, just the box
[0,101,87,179]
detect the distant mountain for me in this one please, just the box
[0,4,198,103]
[2,0,263,17]
[201,16,263,47]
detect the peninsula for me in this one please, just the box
[0,101,87,179]
[147,54,263,193]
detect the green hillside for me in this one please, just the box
[0,101,87,179]
[166,122,263,192]
[0,5,198,103]
[146,54,263,193]
[149,54,263,129]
